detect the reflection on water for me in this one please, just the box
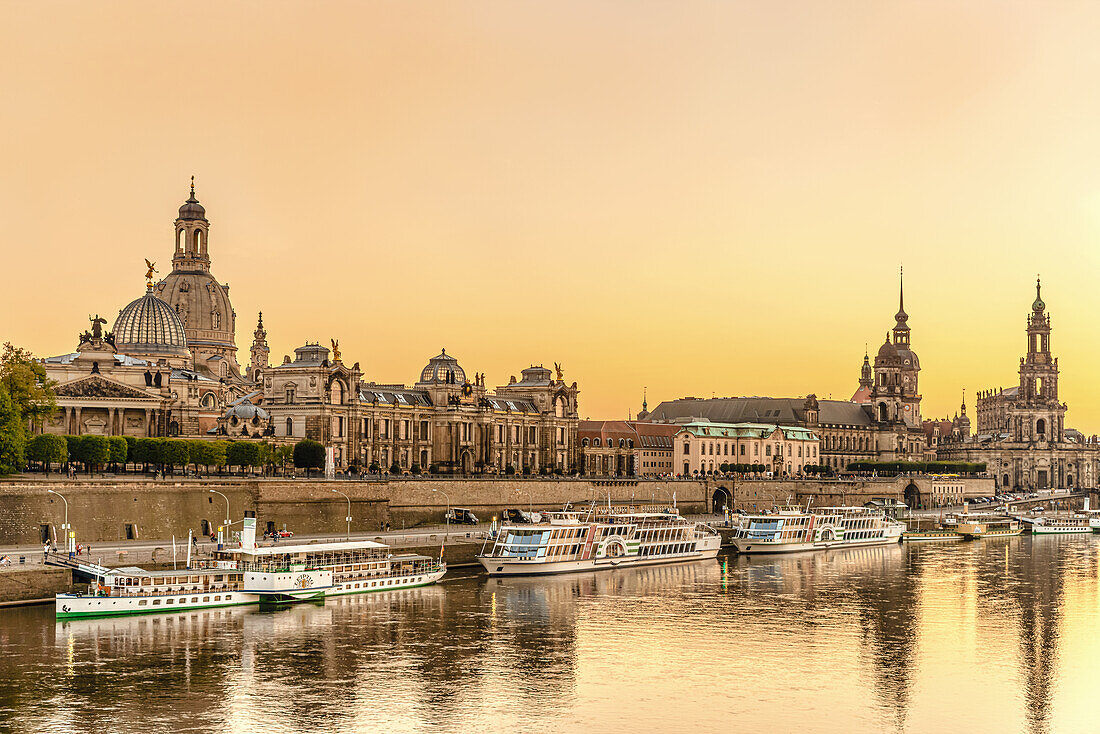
[0,537,1098,733]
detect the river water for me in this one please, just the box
[0,535,1096,734]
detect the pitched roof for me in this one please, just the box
[646,396,870,428]
[674,421,819,441]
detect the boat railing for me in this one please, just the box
[78,581,246,599]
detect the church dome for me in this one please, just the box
[113,287,190,357]
[895,347,920,369]
[418,349,466,385]
[223,403,269,422]
[178,185,206,221]
[876,338,899,362]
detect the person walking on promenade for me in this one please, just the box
[43,542,50,563]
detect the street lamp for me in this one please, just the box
[47,489,73,555]
[209,489,230,548]
[432,487,451,535]
[331,488,352,540]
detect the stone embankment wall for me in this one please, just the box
[0,475,993,546]
[0,478,708,545]
[0,568,71,605]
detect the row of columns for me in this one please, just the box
[56,405,164,436]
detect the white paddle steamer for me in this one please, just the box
[55,516,445,620]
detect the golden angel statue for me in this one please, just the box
[144,258,158,284]
[554,362,564,381]
[331,339,341,362]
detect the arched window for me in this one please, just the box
[1037,418,1046,436]
[176,227,185,253]
[593,438,601,447]
[212,311,221,329]
[330,381,345,405]
[195,229,203,253]
[286,386,296,404]
[285,418,293,436]
[878,403,888,422]
[619,439,625,448]
[582,438,589,447]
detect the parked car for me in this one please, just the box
[445,508,479,525]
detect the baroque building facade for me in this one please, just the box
[937,280,1100,490]
[262,347,581,473]
[578,421,677,477]
[31,186,584,466]
[35,185,252,439]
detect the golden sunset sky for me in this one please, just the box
[3,2,1100,429]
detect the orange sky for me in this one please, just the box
[4,2,1100,430]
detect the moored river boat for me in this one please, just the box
[728,506,904,554]
[54,517,445,619]
[477,503,721,576]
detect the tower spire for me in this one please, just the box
[899,265,904,314]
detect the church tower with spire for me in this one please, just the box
[156,179,241,380]
[1009,277,1064,442]
[867,268,924,459]
[248,312,269,383]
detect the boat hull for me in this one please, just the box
[728,533,901,555]
[478,544,720,577]
[1030,526,1091,535]
[56,568,447,620]
[902,532,964,542]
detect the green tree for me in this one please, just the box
[0,343,57,431]
[272,445,293,474]
[131,438,159,469]
[227,441,262,472]
[293,440,325,476]
[368,460,381,474]
[410,463,422,475]
[26,433,67,471]
[0,385,26,474]
[107,436,128,469]
[123,436,137,469]
[255,443,272,475]
[389,461,402,475]
[75,435,110,472]
[188,440,211,472]
[161,439,190,471]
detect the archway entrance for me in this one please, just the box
[904,482,921,510]
[712,487,732,514]
[200,519,211,536]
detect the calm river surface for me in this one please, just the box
[1,536,1098,733]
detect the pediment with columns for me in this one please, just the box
[54,375,159,400]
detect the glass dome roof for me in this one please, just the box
[418,349,466,385]
[113,287,190,357]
